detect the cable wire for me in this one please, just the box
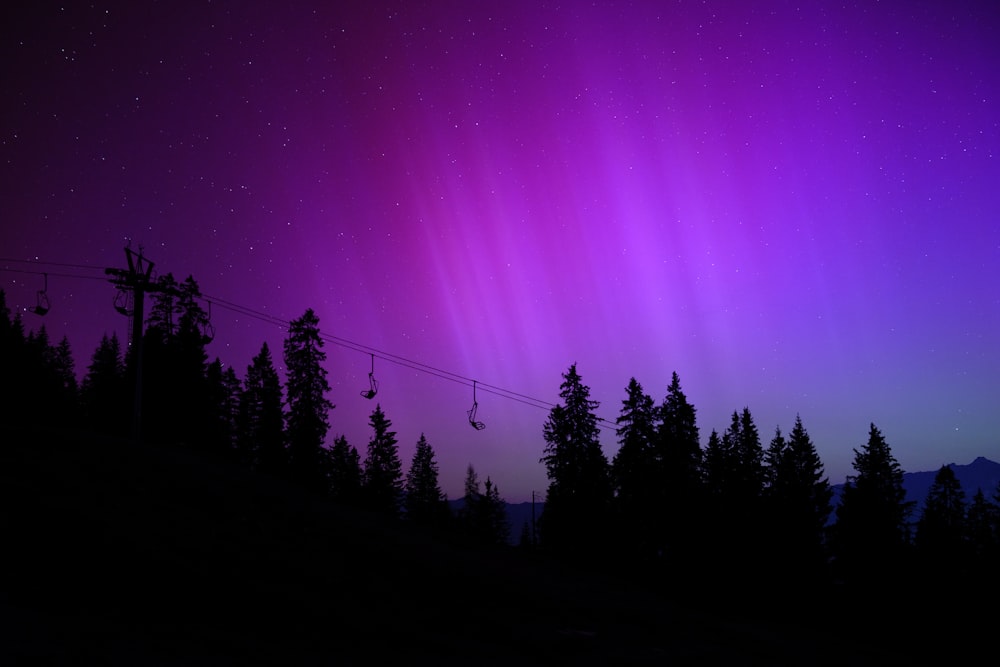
[0,257,106,272]
[3,260,618,429]
[0,266,109,281]
[202,291,618,428]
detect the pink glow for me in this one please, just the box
[3,2,998,501]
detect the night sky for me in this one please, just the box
[3,1,998,503]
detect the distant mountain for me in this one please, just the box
[505,499,544,544]
[448,497,544,545]
[830,456,1000,522]
[467,457,1000,544]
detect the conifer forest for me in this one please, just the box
[1,283,997,665]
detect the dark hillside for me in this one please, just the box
[0,429,973,665]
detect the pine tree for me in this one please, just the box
[611,377,658,559]
[832,423,914,588]
[205,358,241,456]
[915,465,967,567]
[705,408,765,585]
[141,274,210,446]
[965,488,999,568]
[49,335,79,427]
[539,363,612,554]
[463,463,480,502]
[0,292,29,426]
[173,277,212,447]
[695,427,730,582]
[237,342,285,473]
[729,407,764,503]
[457,465,509,547]
[327,434,363,505]
[145,273,182,339]
[363,403,403,517]
[655,371,703,566]
[404,433,448,526]
[22,326,51,425]
[701,428,729,501]
[80,333,127,436]
[458,464,482,541]
[140,273,179,443]
[764,426,790,493]
[20,326,78,429]
[284,309,333,490]
[479,477,511,547]
[764,415,833,583]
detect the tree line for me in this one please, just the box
[539,363,1000,603]
[3,279,999,598]
[0,283,509,548]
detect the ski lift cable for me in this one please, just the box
[3,258,618,427]
[202,292,618,428]
[0,271,616,428]
[0,257,107,272]
[0,266,108,281]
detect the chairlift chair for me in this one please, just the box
[113,288,132,316]
[468,380,486,430]
[29,273,50,316]
[200,300,215,343]
[361,354,379,399]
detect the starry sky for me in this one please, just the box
[3,1,998,503]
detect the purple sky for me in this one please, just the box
[3,1,998,502]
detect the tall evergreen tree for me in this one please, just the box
[729,407,765,502]
[140,273,179,442]
[611,377,658,559]
[655,371,703,566]
[21,326,78,429]
[764,416,833,583]
[404,433,449,527]
[0,293,29,426]
[461,464,481,505]
[539,363,612,554]
[706,408,765,584]
[327,434,363,505]
[49,335,79,427]
[141,274,210,445]
[457,464,482,541]
[915,465,967,567]
[832,423,913,588]
[457,465,509,547]
[965,487,999,568]
[284,309,333,490]
[205,358,241,456]
[237,342,285,473]
[701,428,729,501]
[80,332,127,436]
[22,326,51,423]
[173,277,212,446]
[145,273,182,339]
[479,477,511,547]
[362,404,403,517]
[764,426,790,493]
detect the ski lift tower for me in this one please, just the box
[105,245,160,443]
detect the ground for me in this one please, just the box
[0,429,978,665]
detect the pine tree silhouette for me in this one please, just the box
[539,363,612,557]
[284,308,333,491]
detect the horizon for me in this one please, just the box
[3,2,998,502]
